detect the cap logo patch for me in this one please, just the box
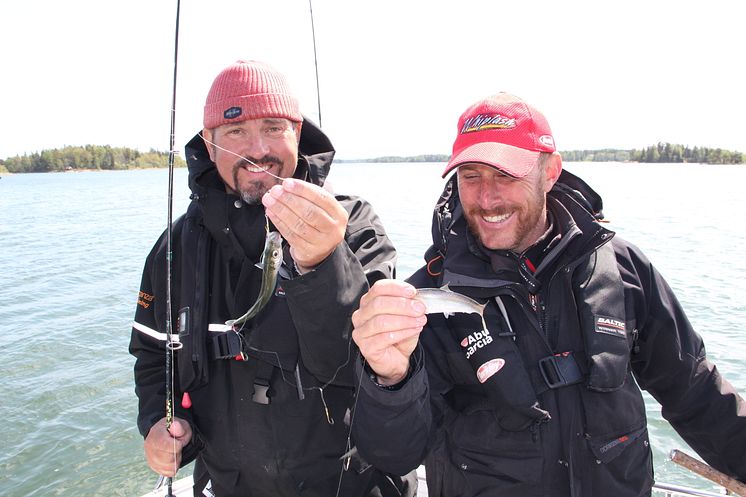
[224,106,242,120]
[539,135,555,148]
[461,113,516,134]
[476,358,505,383]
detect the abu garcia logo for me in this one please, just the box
[460,328,505,383]
[460,328,493,360]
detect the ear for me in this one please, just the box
[543,152,563,193]
[201,128,215,162]
[294,121,303,144]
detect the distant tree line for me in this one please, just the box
[336,154,450,163]
[3,142,742,174]
[337,143,743,165]
[2,145,185,173]
[562,142,744,164]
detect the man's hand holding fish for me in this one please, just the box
[352,279,428,385]
[262,178,348,273]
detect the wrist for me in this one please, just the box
[365,364,411,390]
[293,260,315,275]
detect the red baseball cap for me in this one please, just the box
[442,93,556,178]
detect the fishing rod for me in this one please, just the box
[155,0,183,496]
[308,0,322,127]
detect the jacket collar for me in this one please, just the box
[434,171,614,293]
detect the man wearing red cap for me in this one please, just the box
[350,93,746,496]
[130,61,415,497]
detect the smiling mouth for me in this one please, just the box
[482,212,512,223]
[242,163,271,173]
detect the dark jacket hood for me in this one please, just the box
[183,116,335,197]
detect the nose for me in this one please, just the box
[477,179,501,209]
[242,132,270,160]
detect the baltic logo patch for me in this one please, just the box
[224,106,242,120]
[476,358,505,383]
[461,113,516,134]
[594,315,626,338]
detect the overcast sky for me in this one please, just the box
[2,0,744,160]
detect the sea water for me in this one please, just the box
[0,162,744,496]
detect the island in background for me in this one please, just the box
[336,143,744,165]
[1,142,743,174]
[0,145,185,174]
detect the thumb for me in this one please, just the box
[168,418,188,439]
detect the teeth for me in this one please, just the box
[244,164,269,173]
[483,213,510,223]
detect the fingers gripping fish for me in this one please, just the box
[415,285,488,329]
[225,231,283,327]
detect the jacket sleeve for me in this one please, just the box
[619,239,746,481]
[352,346,432,476]
[283,195,397,386]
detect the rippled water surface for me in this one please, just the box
[1,163,744,496]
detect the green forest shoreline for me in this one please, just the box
[1,142,743,174]
[0,145,185,174]
[338,143,744,165]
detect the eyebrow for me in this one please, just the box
[261,118,289,125]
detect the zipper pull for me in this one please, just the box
[529,293,538,312]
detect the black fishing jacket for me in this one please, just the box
[352,171,746,497]
[130,119,415,497]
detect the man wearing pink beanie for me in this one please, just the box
[130,60,415,497]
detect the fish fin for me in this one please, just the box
[443,311,454,319]
[439,283,452,292]
[277,265,293,280]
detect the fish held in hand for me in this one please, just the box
[415,285,486,319]
[226,231,283,327]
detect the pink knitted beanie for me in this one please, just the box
[203,60,302,128]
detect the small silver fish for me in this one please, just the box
[226,231,283,327]
[415,285,487,319]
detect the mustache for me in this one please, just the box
[465,206,511,218]
[233,154,284,169]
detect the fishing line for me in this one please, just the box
[199,132,287,182]
[335,355,368,497]
[245,341,353,401]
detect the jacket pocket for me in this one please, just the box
[578,379,654,495]
[583,425,654,495]
[443,409,543,494]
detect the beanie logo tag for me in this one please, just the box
[223,106,243,120]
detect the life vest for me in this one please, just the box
[172,201,299,394]
[418,173,631,430]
